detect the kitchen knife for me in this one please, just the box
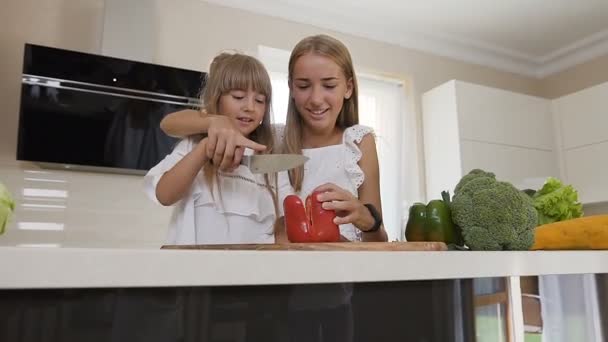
[240,154,308,174]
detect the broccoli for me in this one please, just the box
[453,169,496,195]
[451,169,538,251]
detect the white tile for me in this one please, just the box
[63,208,168,241]
[0,161,171,247]
[0,228,65,247]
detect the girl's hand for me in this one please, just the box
[206,116,267,171]
[313,183,375,231]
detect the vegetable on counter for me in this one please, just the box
[283,191,340,243]
[451,169,537,251]
[530,177,583,225]
[531,215,608,250]
[405,191,463,245]
[0,182,15,235]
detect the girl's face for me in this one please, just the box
[218,88,267,136]
[290,53,353,132]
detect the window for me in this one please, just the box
[474,278,511,342]
[358,76,405,241]
[258,46,410,241]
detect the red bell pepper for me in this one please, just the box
[283,191,340,243]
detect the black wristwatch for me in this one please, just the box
[363,204,382,232]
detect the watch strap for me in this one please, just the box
[363,204,382,232]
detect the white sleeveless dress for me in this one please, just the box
[143,137,277,245]
[276,124,374,242]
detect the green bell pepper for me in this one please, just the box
[405,191,463,245]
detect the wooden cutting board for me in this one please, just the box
[161,241,448,251]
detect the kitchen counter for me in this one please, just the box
[1,247,607,289]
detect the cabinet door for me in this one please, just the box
[422,80,558,199]
[552,82,608,203]
[455,81,554,150]
[460,141,558,189]
[552,82,608,150]
[563,142,608,204]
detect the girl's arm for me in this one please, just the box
[155,139,209,206]
[160,109,267,171]
[356,134,388,242]
[160,109,211,138]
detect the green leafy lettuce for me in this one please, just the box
[0,182,15,235]
[532,177,583,225]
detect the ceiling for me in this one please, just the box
[203,0,608,78]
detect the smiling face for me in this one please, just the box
[218,88,267,136]
[201,53,272,139]
[290,53,353,133]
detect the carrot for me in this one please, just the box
[531,215,608,250]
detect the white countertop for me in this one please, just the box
[1,247,608,289]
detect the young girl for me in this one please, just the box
[280,34,387,242]
[144,51,278,245]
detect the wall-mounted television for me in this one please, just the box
[17,44,205,174]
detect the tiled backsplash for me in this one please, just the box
[0,158,171,249]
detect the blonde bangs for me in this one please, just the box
[219,57,272,100]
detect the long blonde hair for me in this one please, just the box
[283,35,360,191]
[199,52,279,217]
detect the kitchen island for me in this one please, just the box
[1,247,607,288]
[1,247,607,342]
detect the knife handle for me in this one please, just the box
[239,155,252,168]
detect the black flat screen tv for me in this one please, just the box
[17,44,206,174]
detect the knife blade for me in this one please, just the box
[240,154,309,174]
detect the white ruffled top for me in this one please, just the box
[143,137,277,245]
[276,124,375,242]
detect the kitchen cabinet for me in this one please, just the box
[551,81,608,204]
[422,80,559,200]
[422,79,608,205]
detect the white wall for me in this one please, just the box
[0,0,170,248]
[101,0,157,63]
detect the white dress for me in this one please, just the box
[277,124,374,242]
[143,137,277,245]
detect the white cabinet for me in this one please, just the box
[422,80,559,200]
[552,82,608,204]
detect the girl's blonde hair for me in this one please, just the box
[199,52,279,220]
[283,35,359,191]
